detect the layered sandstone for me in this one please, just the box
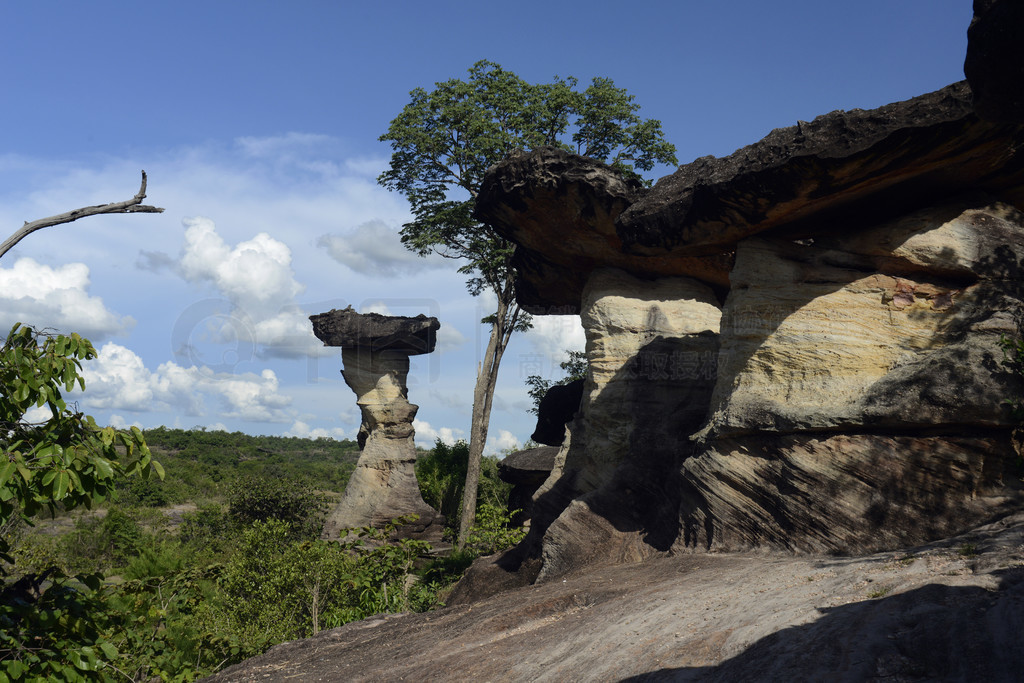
[473,80,1024,585]
[309,307,442,541]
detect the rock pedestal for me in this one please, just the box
[310,307,443,541]
[472,79,1024,588]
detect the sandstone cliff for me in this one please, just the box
[472,78,1024,588]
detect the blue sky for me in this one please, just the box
[0,1,972,452]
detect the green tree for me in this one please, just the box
[0,323,161,565]
[0,323,162,679]
[379,60,676,547]
[525,350,588,415]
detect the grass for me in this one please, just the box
[957,543,978,558]
[867,585,893,599]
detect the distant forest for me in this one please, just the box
[121,426,362,508]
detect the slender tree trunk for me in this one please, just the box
[457,293,515,549]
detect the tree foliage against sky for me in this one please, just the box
[379,60,677,293]
[379,60,677,547]
[0,324,160,565]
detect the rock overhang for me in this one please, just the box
[309,306,440,354]
[476,82,1024,313]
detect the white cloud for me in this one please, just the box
[0,257,134,340]
[286,420,347,440]
[486,429,519,456]
[108,414,144,430]
[524,315,586,373]
[413,419,464,449]
[179,217,304,316]
[82,342,294,424]
[22,405,51,424]
[169,217,324,359]
[317,220,450,276]
[436,324,466,353]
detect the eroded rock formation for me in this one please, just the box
[497,446,557,526]
[472,79,1024,588]
[310,307,442,541]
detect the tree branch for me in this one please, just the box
[0,171,164,259]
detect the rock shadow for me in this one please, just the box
[620,567,1024,682]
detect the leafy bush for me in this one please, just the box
[117,475,170,508]
[0,324,161,567]
[464,502,527,556]
[227,476,325,540]
[219,517,432,649]
[416,439,514,537]
[416,439,468,525]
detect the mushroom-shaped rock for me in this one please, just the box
[475,147,731,312]
[310,307,442,541]
[310,307,439,354]
[497,446,558,526]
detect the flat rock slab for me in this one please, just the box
[498,446,558,485]
[616,82,1024,257]
[206,513,1024,682]
[310,307,439,354]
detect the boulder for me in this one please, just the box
[702,200,1024,439]
[310,308,442,542]
[530,380,584,446]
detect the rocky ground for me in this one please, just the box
[205,511,1024,682]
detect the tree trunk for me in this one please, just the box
[456,294,514,549]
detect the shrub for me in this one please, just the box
[464,502,526,556]
[416,439,514,537]
[227,477,325,540]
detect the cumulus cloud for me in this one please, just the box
[524,315,586,375]
[286,420,348,440]
[82,342,294,423]
[317,220,450,276]
[436,324,466,353]
[413,419,464,449]
[486,429,520,456]
[180,217,304,315]
[0,257,134,340]
[167,217,324,359]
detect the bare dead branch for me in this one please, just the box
[0,170,164,259]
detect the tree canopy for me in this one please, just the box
[378,60,677,547]
[378,59,678,292]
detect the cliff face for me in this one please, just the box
[473,78,1024,585]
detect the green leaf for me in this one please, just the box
[5,659,25,678]
[91,456,114,480]
[54,470,70,498]
[0,461,16,487]
[98,640,118,660]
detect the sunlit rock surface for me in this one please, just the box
[473,81,1024,582]
[309,307,442,541]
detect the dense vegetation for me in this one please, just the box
[1,327,525,681]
